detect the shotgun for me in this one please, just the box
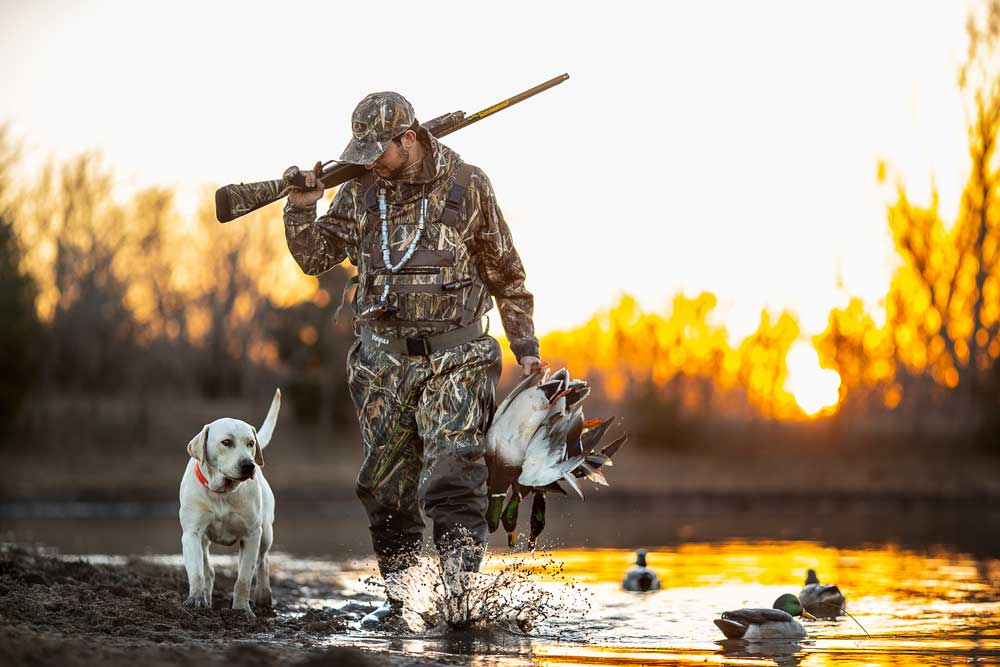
[214,73,569,223]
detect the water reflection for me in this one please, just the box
[6,528,998,666]
[718,640,805,666]
[318,542,999,666]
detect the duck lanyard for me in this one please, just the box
[358,187,427,319]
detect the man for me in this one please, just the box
[282,91,540,628]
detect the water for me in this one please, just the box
[3,499,999,665]
[285,543,999,666]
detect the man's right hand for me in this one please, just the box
[286,162,326,208]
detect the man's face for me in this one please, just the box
[367,131,414,179]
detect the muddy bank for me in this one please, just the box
[0,544,449,667]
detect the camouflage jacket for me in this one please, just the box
[283,136,539,363]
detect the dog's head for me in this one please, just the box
[186,389,280,494]
[187,418,261,492]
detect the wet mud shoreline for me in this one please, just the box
[0,544,448,667]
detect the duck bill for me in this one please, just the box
[801,610,817,620]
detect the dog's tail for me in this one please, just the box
[257,388,281,449]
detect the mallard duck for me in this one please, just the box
[485,367,626,548]
[622,549,661,591]
[799,569,845,618]
[714,594,816,640]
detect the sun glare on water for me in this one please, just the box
[784,341,842,417]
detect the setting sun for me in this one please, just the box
[784,341,842,416]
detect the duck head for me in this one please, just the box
[805,569,820,585]
[773,593,816,620]
[635,549,649,567]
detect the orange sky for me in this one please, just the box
[0,0,974,347]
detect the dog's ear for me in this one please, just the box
[252,427,265,468]
[187,425,209,465]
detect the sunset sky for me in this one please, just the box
[0,0,973,342]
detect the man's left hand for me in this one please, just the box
[520,356,542,377]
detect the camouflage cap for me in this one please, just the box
[339,92,417,166]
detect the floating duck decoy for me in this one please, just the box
[714,594,816,640]
[485,367,627,548]
[799,569,846,618]
[622,549,661,591]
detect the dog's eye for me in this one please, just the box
[221,439,233,447]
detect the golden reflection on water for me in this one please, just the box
[309,541,998,666]
[478,541,1000,667]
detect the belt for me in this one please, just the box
[360,318,488,356]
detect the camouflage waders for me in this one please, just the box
[347,334,501,575]
[283,92,538,580]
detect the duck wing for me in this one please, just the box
[562,377,591,409]
[572,418,627,479]
[538,368,568,400]
[800,584,845,617]
[487,385,550,463]
[494,366,549,420]
[714,618,748,640]
[517,405,585,491]
[564,412,585,458]
[495,368,628,499]
[580,417,617,454]
[721,608,794,625]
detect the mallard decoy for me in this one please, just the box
[714,594,816,640]
[799,569,846,618]
[622,549,661,591]
[485,367,627,548]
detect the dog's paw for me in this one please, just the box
[233,603,256,620]
[183,593,210,609]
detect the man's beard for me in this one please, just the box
[379,144,410,181]
[382,146,422,181]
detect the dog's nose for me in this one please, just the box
[240,461,256,478]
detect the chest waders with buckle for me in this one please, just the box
[335,163,489,355]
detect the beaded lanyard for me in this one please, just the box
[366,187,427,314]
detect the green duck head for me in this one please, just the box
[773,593,816,620]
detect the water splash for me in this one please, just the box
[366,548,590,635]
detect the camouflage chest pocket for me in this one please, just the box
[357,163,484,325]
[381,239,458,322]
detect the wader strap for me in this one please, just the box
[360,318,487,357]
[332,274,359,324]
[361,163,471,238]
[440,163,474,228]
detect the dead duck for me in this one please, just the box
[799,569,846,618]
[714,594,816,641]
[622,549,661,591]
[485,367,627,548]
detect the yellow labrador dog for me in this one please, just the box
[179,388,280,617]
